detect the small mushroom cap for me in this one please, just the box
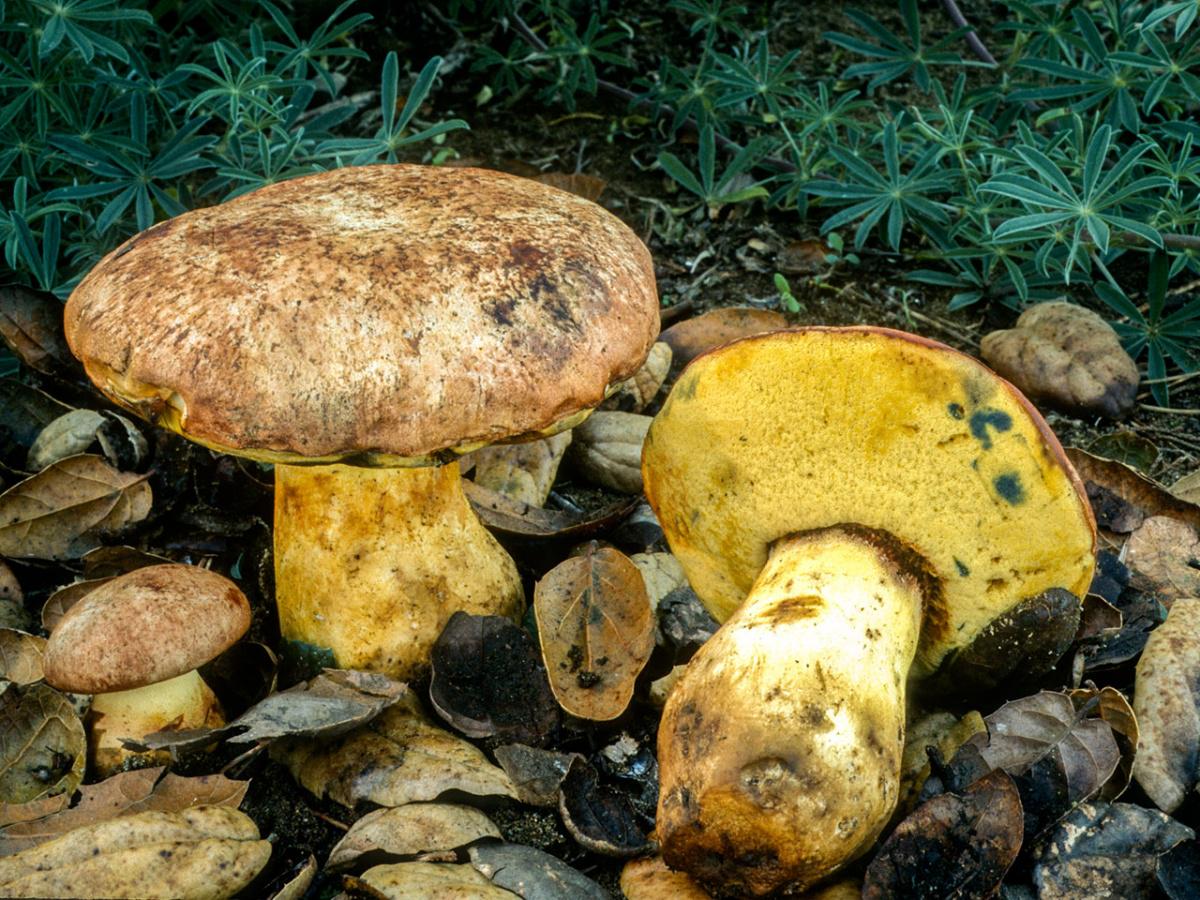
[42,564,251,693]
[641,326,1097,677]
[64,165,659,463]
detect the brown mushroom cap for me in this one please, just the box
[63,165,659,462]
[42,564,251,693]
[642,326,1096,677]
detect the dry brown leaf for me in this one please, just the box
[469,842,609,898]
[327,803,499,870]
[357,861,517,899]
[1125,516,1200,605]
[1069,686,1138,800]
[534,543,654,720]
[568,411,651,495]
[465,480,639,540]
[270,853,316,900]
[621,855,712,898]
[898,709,986,818]
[272,690,516,809]
[0,793,69,830]
[0,766,250,855]
[493,744,582,807]
[660,307,789,369]
[981,302,1139,418]
[0,455,152,560]
[1134,598,1200,813]
[27,410,147,473]
[0,805,269,899]
[468,431,571,507]
[1173,471,1200,505]
[776,237,833,275]
[0,631,44,685]
[0,379,71,460]
[601,342,672,413]
[630,551,687,612]
[81,545,173,579]
[0,682,85,804]
[531,171,606,202]
[1067,448,1200,536]
[0,286,73,376]
[41,577,114,632]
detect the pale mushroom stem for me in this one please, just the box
[89,670,222,776]
[273,460,525,678]
[656,527,925,896]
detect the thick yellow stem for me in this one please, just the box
[657,527,925,897]
[274,461,524,678]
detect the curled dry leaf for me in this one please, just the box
[0,766,249,856]
[0,379,70,466]
[270,853,316,900]
[660,307,789,370]
[531,171,606,202]
[468,431,572,507]
[0,631,44,686]
[620,855,712,899]
[272,690,517,809]
[493,744,582,808]
[468,841,610,900]
[465,479,640,541]
[1066,448,1200,537]
[428,613,559,746]
[326,803,500,870]
[81,544,173,579]
[558,757,651,857]
[533,543,654,721]
[0,455,152,561]
[1134,598,1200,813]
[980,301,1139,419]
[357,861,518,899]
[568,411,651,495]
[1085,429,1159,474]
[0,286,73,376]
[601,342,672,413]
[27,410,148,474]
[864,769,1023,900]
[1173,470,1200,505]
[961,690,1121,840]
[1125,516,1200,605]
[1033,801,1193,900]
[1068,686,1138,801]
[0,682,85,804]
[0,805,270,900]
[776,237,833,274]
[0,562,29,633]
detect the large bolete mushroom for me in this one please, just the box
[641,327,1096,896]
[63,165,659,678]
[41,564,250,776]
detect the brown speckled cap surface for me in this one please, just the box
[64,165,660,460]
[42,564,251,693]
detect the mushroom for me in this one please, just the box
[62,165,659,678]
[641,326,1096,896]
[41,564,250,776]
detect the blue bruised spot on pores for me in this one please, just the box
[993,472,1025,505]
[969,409,1013,449]
[947,402,965,420]
[954,558,970,577]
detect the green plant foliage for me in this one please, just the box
[453,0,1200,388]
[0,0,465,301]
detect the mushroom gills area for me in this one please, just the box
[274,461,525,678]
[89,670,223,775]
[658,527,924,897]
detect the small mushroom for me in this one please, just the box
[63,165,660,679]
[642,327,1096,895]
[41,564,250,776]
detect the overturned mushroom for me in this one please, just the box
[642,326,1096,896]
[63,165,659,679]
[41,564,250,776]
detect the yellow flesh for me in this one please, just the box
[658,529,921,896]
[89,670,222,777]
[274,461,525,677]
[642,329,1095,676]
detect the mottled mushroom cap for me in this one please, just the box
[42,564,251,693]
[64,165,659,463]
[641,326,1097,677]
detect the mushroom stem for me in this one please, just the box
[89,669,223,776]
[657,527,926,897]
[274,460,525,677]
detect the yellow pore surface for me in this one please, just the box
[642,327,1096,676]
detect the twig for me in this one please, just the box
[940,0,998,66]
[307,807,350,831]
[1139,403,1200,416]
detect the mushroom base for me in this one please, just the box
[89,670,224,776]
[656,527,925,897]
[274,461,525,679]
